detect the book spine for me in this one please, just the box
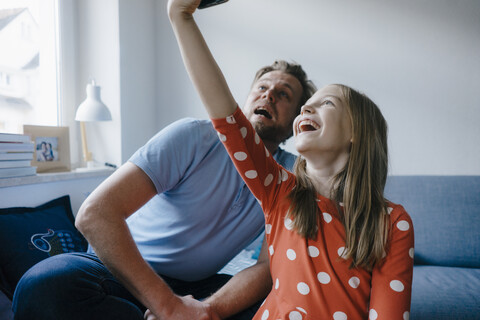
[0,160,32,168]
[0,152,34,161]
[0,142,35,152]
[0,133,31,143]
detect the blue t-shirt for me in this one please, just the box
[126,118,296,281]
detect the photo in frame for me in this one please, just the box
[23,125,71,173]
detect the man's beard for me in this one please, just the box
[253,121,292,146]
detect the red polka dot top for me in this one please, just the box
[212,107,414,320]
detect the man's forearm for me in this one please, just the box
[75,163,181,318]
[77,203,179,318]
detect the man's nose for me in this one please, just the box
[263,89,276,103]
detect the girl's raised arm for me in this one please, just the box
[168,0,237,119]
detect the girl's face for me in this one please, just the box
[293,85,352,159]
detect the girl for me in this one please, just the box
[167,0,414,319]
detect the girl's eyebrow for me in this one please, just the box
[322,95,341,101]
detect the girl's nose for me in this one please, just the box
[300,104,313,115]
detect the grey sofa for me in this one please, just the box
[385,176,480,319]
[1,176,479,319]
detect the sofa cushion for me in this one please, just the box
[0,195,87,299]
[385,176,480,268]
[411,266,480,319]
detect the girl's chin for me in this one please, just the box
[294,142,310,154]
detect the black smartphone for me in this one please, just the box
[198,0,229,9]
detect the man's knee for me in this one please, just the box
[13,253,101,317]
[13,253,144,320]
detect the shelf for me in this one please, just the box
[0,168,114,188]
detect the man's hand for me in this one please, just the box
[144,295,221,320]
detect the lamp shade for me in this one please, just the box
[75,81,112,122]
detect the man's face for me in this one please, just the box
[243,70,303,147]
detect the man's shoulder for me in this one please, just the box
[274,147,297,171]
[167,117,213,131]
[148,118,215,143]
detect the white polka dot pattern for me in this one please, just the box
[240,127,247,138]
[323,212,332,223]
[211,110,414,320]
[333,311,347,320]
[265,224,272,234]
[317,272,331,284]
[226,115,236,124]
[234,151,247,161]
[264,174,274,186]
[296,307,307,314]
[289,311,302,320]
[245,170,258,179]
[397,220,410,231]
[390,280,405,292]
[287,249,296,260]
[217,132,226,142]
[261,309,269,320]
[308,246,319,257]
[297,282,310,295]
[349,277,360,289]
[338,247,348,259]
[284,218,294,230]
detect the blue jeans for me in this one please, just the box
[12,253,260,320]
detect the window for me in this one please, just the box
[0,0,58,133]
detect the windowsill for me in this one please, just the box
[0,168,115,188]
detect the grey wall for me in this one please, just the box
[154,0,480,175]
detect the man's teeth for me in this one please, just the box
[255,109,272,119]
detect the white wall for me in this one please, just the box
[71,0,480,175]
[118,0,158,162]
[154,0,480,175]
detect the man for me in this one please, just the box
[13,60,316,320]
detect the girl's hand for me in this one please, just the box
[167,0,202,20]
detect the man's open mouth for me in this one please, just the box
[254,108,273,120]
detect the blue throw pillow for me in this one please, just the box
[0,195,87,299]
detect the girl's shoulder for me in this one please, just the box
[386,201,413,225]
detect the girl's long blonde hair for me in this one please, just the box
[287,84,389,270]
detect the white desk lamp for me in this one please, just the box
[75,79,112,169]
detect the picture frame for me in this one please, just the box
[23,125,71,173]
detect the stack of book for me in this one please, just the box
[0,133,37,178]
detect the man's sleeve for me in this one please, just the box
[129,118,203,194]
